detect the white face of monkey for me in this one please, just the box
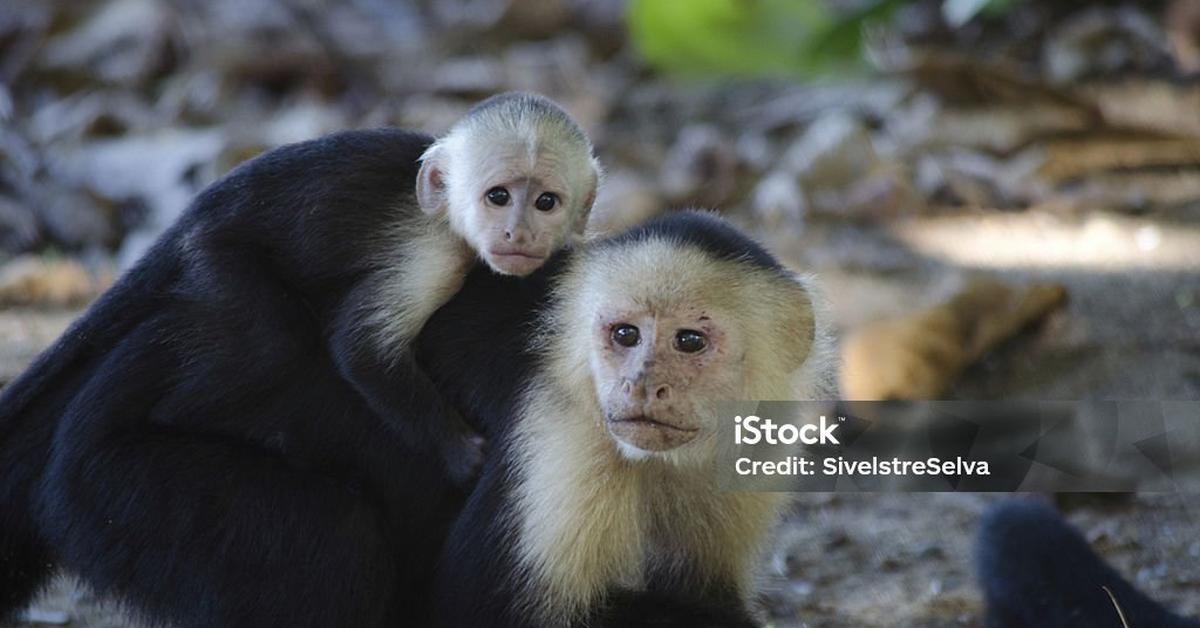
[563,240,818,464]
[418,121,599,277]
[590,300,745,457]
[457,135,594,276]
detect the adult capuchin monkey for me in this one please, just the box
[417,211,837,627]
[419,213,1197,627]
[420,217,1196,628]
[0,92,598,626]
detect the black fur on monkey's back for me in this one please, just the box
[977,500,1199,628]
[0,128,471,625]
[417,212,779,628]
[1,128,430,441]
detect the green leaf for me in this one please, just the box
[628,0,833,78]
[627,0,907,79]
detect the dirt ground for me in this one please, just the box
[4,206,1198,627]
[759,206,1200,626]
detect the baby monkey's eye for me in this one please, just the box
[534,192,558,212]
[486,187,511,206]
[611,324,640,348]
[674,329,708,353]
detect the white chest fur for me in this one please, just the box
[509,391,785,624]
[363,219,474,358]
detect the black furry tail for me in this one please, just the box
[977,499,1199,628]
[0,237,178,620]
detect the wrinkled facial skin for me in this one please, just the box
[590,304,743,456]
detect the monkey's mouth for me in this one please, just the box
[606,415,700,452]
[490,249,543,259]
[487,249,547,275]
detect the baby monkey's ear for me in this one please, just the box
[417,144,448,216]
[574,159,602,235]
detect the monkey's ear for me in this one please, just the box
[574,165,600,235]
[774,278,817,370]
[417,146,448,216]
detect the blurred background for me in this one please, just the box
[1,0,1198,625]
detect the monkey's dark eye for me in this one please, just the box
[534,192,558,212]
[674,329,708,353]
[486,187,510,206]
[611,324,640,348]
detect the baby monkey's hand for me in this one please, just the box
[440,411,488,489]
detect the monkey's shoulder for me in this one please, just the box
[186,128,435,228]
[165,128,441,286]
[234,128,435,179]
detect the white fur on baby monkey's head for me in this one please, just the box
[417,92,601,236]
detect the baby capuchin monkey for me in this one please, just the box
[0,93,597,626]
[419,212,837,627]
[336,92,601,479]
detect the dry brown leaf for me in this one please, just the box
[840,278,1068,400]
[1039,137,1200,184]
[0,256,113,308]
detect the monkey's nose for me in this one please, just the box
[654,384,671,400]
